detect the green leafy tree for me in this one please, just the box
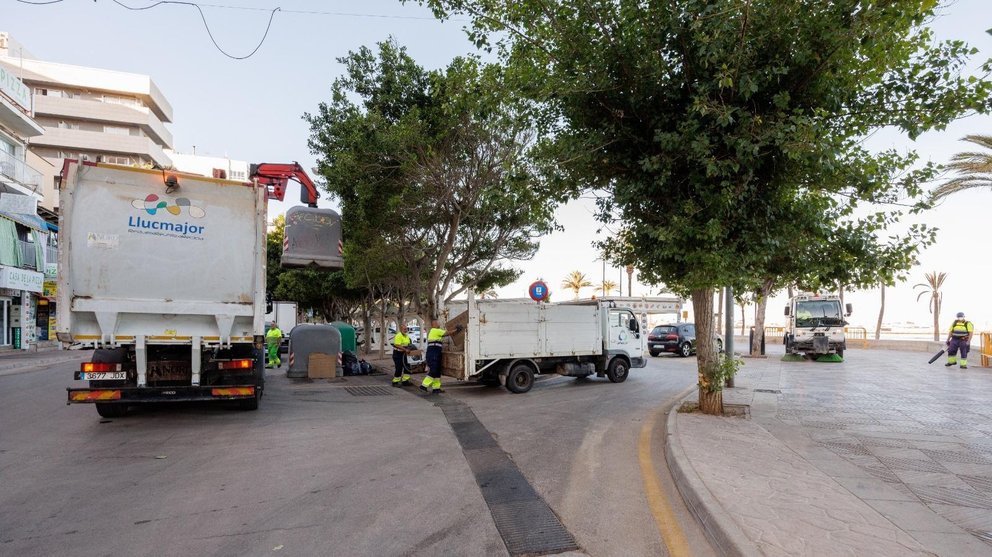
[932,135,992,200]
[305,39,556,323]
[418,0,991,414]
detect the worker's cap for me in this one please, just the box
[956,312,965,318]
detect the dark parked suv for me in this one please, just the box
[648,323,723,357]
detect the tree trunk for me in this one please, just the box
[874,284,884,340]
[740,302,746,336]
[692,288,723,415]
[787,285,795,298]
[717,288,724,337]
[932,293,940,342]
[751,280,773,355]
[361,304,372,356]
[378,295,388,359]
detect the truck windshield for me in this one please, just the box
[795,300,844,327]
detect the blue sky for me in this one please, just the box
[4,0,992,332]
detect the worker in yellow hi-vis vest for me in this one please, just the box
[945,312,974,369]
[265,322,283,368]
[391,324,413,387]
[420,319,462,394]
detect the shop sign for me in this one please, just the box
[0,65,30,111]
[43,280,56,297]
[45,263,57,278]
[0,266,43,293]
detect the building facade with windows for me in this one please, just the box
[166,150,250,182]
[0,51,56,349]
[0,32,174,177]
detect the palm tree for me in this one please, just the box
[932,135,992,200]
[596,280,618,296]
[914,271,947,341]
[562,271,593,300]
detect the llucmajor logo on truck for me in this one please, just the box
[127,194,207,239]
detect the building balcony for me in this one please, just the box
[17,239,56,270]
[28,127,172,167]
[0,150,43,193]
[34,95,173,148]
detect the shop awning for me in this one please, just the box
[0,210,50,231]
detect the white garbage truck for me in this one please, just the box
[783,293,852,358]
[58,160,341,417]
[440,294,647,393]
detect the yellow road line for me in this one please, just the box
[639,404,692,557]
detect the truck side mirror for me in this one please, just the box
[845,303,853,316]
[628,318,639,332]
[784,307,790,316]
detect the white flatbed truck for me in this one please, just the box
[441,295,647,393]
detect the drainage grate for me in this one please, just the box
[344,386,394,397]
[437,399,579,556]
[754,388,781,394]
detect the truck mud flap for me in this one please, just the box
[67,385,257,404]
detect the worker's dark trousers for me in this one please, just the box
[948,337,970,362]
[426,345,443,378]
[392,351,407,378]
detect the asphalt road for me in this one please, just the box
[0,354,715,557]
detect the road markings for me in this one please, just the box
[639,403,692,557]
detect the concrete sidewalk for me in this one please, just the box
[667,346,992,556]
[0,347,89,377]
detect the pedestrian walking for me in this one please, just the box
[945,311,974,369]
[420,319,462,394]
[391,323,414,387]
[265,321,283,368]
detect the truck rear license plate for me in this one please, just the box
[80,372,127,381]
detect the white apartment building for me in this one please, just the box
[0,32,174,174]
[166,150,250,182]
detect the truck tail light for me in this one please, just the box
[81,362,122,373]
[70,390,121,401]
[218,359,254,371]
[212,387,254,397]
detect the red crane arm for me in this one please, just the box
[250,162,319,207]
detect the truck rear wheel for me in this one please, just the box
[607,358,630,383]
[92,349,129,418]
[505,364,534,394]
[238,348,265,410]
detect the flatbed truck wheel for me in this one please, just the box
[505,364,534,394]
[606,358,630,383]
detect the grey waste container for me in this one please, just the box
[287,324,342,378]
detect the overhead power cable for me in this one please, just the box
[14,0,459,59]
[110,0,279,60]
